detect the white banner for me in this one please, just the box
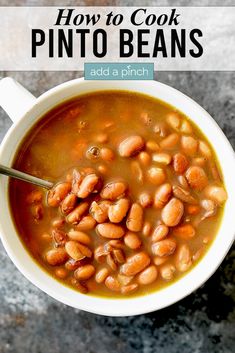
[0,6,235,71]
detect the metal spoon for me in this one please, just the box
[0,164,53,189]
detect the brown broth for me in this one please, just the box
[9,91,225,298]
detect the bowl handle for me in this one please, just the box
[0,77,36,123]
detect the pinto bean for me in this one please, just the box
[153,256,168,266]
[121,283,138,294]
[160,133,179,149]
[140,111,151,126]
[100,181,127,200]
[66,202,89,224]
[108,240,125,249]
[180,120,193,134]
[146,140,160,152]
[185,166,208,191]
[200,199,217,220]
[154,183,172,209]
[178,175,189,189]
[192,157,207,167]
[94,245,109,263]
[152,238,177,257]
[60,193,77,215]
[52,229,67,246]
[152,224,169,242]
[173,185,198,204]
[147,167,166,185]
[173,224,196,239]
[51,217,65,228]
[65,258,83,271]
[95,267,110,283]
[138,151,151,166]
[46,248,68,266]
[166,113,181,130]
[96,223,125,239]
[142,221,152,237]
[118,135,145,157]
[181,135,198,155]
[131,161,144,184]
[204,185,228,205]
[113,249,125,264]
[55,268,68,279]
[75,242,92,258]
[154,122,168,137]
[90,200,111,223]
[172,153,189,174]
[103,245,115,259]
[152,153,172,165]
[66,242,91,261]
[76,173,100,198]
[108,198,130,223]
[100,147,115,161]
[175,244,192,272]
[47,182,71,207]
[121,283,138,295]
[209,161,221,182]
[65,241,86,260]
[138,192,153,208]
[106,253,118,271]
[71,169,82,194]
[161,198,184,227]
[124,232,142,249]
[71,278,88,293]
[199,140,212,159]
[67,230,91,245]
[120,252,150,276]
[105,276,121,291]
[97,164,108,175]
[126,203,143,232]
[103,241,113,253]
[74,264,95,280]
[76,215,96,231]
[192,248,204,262]
[138,265,158,285]
[118,274,134,286]
[160,264,176,280]
[95,132,108,143]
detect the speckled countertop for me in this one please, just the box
[0,1,235,353]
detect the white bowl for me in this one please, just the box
[0,77,234,316]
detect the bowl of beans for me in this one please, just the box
[0,77,234,316]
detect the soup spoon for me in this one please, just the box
[0,164,53,189]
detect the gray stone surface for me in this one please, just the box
[0,1,235,353]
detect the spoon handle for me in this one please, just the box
[0,164,53,189]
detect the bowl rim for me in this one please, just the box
[0,77,235,316]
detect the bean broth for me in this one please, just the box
[9,91,227,297]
